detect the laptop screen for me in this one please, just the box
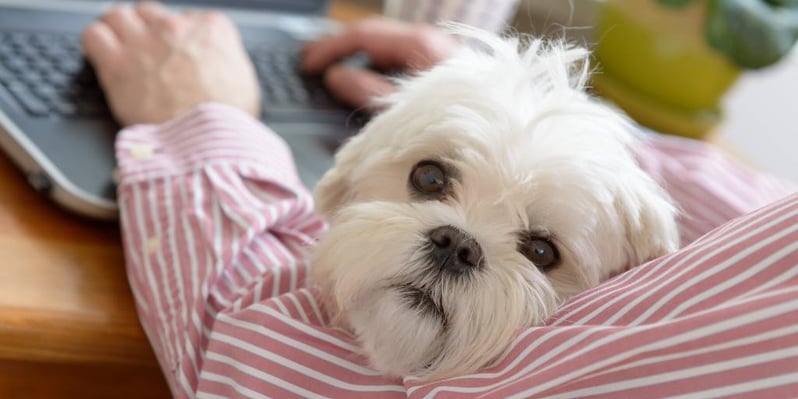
[134,0,328,15]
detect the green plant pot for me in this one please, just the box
[593,0,741,139]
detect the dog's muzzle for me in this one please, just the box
[427,225,484,273]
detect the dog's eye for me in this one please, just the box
[518,236,560,271]
[410,161,447,196]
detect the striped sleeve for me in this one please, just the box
[633,133,797,246]
[116,103,333,397]
[384,0,520,33]
[117,107,798,399]
[404,192,798,398]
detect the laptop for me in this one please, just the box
[0,0,366,220]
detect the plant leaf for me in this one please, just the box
[706,0,798,69]
[656,0,696,7]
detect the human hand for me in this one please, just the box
[302,17,457,110]
[81,2,260,126]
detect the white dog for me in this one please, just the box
[310,27,679,379]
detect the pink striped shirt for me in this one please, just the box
[117,103,798,398]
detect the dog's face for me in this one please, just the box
[310,30,679,379]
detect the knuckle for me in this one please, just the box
[104,4,128,21]
[411,27,439,47]
[203,10,227,24]
[159,15,183,34]
[410,27,450,57]
[80,22,109,51]
[359,16,388,30]
[205,11,239,38]
[136,1,160,15]
[138,1,160,10]
[349,19,379,37]
[82,21,102,39]
[323,66,343,89]
[80,29,95,50]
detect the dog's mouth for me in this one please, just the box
[395,284,448,328]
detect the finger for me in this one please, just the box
[302,18,433,73]
[135,1,169,28]
[181,7,201,17]
[101,4,148,42]
[324,65,396,110]
[180,10,238,47]
[196,9,235,31]
[81,21,122,71]
[138,3,190,41]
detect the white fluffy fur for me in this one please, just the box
[309,27,679,380]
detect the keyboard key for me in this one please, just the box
[32,85,55,100]
[17,45,42,60]
[8,32,29,48]
[44,70,72,88]
[27,55,54,72]
[0,43,14,56]
[19,70,44,86]
[63,43,82,55]
[31,33,58,49]
[50,99,79,117]
[3,57,28,73]
[58,59,83,74]
[0,64,13,83]
[42,47,76,63]
[7,82,49,117]
[289,87,310,104]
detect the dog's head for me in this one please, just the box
[310,28,679,379]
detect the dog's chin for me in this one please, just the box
[310,201,456,376]
[347,286,447,376]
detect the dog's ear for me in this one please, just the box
[313,133,370,218]
[314,165,352,218]
[616,175,680,268]
[315,98,403,218]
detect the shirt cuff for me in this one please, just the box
[115,103,299,186]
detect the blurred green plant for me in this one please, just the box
[657,0,798,68]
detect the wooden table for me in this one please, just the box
[0,2,376,398]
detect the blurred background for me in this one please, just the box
[358,0,798,183]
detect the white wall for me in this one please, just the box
[720,49,798,183]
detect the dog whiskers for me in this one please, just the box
[395,284,449,330]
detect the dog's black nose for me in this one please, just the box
[428,225,483,273]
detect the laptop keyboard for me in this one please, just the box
[250,46,340,112]
[0,30,341,120]
[0,31,106,118]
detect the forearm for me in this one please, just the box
[116,103,325,397]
